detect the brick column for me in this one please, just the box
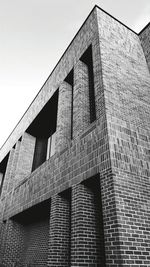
[8,141,21,192]
[48,191,71,266]
[55,81,72,153]
[92,38,104,120]
[71,178,105,266]
[15,133,36,185]
[1,148,15,197]
[2,219,25,267]
[0,172,3,190]
[73,60,90,138]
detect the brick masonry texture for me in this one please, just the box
[71,177,105,266]
[0,5,150,267]
[55,81,72,153]
[139,23,150,73]
[1,204,50,267]
[73,60,90,138]
[22,217,49,266]
[1,148,15,198]
[48,191,71,266]
[8,140,21,192]
[96,8,150,266]
[2,219,25,266]
[14,133,36,184]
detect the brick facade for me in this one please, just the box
[73,60,90,138]
[55,81,72,152]
[139,22,150,73]
[0,5,150,267]
[48,191,71,266]
[71,177,105,266]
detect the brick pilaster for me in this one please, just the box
[48,191,71,266]
[73,60,90,138]
[71,178,105,266]
[15,133,36,185]
[55,81,72,153]
[8,140,21,191]
[92,38,104,120]
[1,149,15,197]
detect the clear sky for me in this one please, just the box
[0,0,150,149]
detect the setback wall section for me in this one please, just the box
[97,8,150,266]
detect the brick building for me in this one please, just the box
[0,5,150,267]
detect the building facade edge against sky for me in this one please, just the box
[0,3,150,266]
[0,0,150,151]
[0,4,150,159]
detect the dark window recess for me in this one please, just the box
[27,90,59,171]
[12,199,50,266]
[13,198,50,224]
[19,136,22,142]
[64,69,74,139]
[80,45,96,123]
[82,175,106,266]
[32,138,48,171]
[0,153,9,196]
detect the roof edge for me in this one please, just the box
[138,21,150,35]
[95,5,137,35]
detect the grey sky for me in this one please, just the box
[0,0,150,149]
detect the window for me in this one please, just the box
[80,45,96,123]
[46,132,56,160]
[27,90,59,171]
[64,69,74,139]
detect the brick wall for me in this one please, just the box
[22,218,49,266]
[0,5,150,267]
[48,190,71,266]
[139,23,150,73]
[2,219,25,266]
[1,149,14,198]
[9,140,21,191]
[0,221,7,263]
[14,133,36,185]
[55,81,72,152]
[1,176,105,266]
[71,176,105,266]
[1,141,22,198]
[96,7,150,266]
[73,60,90,138]
[1,200,50,266]
[0,7,98,162]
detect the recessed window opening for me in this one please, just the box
[80,45,96,123]
[64,69,74,139]
[13,144,16,149]
[12,199,50,266]
[27,90,59,171]
[0,153,9,196]
[19,136,22,142]
[46,133,56,160]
